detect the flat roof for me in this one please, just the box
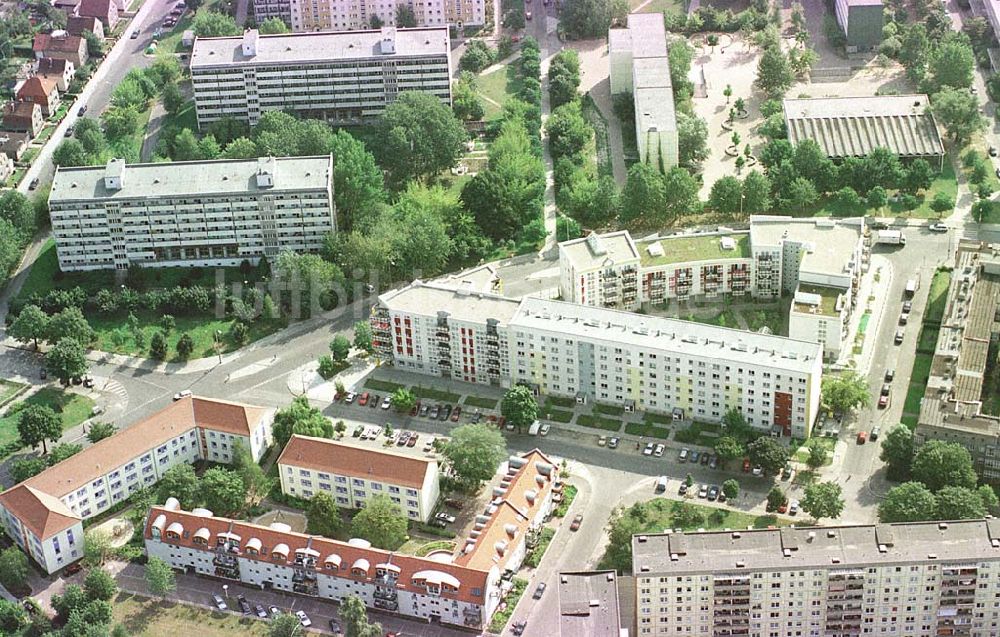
[626,12,668,58]
[750,216,863,278]
[50,156,332,202]
[792,283,843,317]
[559,571,624,637]
[632,520,1000,575]
[511,296,823,373]
[783,95,944,158]
[430,264,500,294]
[191,26,449,69]
[378,280,521,325]
[559,231,640,272]
[918,397,1000,438]
[636,232,751,267]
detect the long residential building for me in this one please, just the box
[372,280,824,437]
[558,217,867,361]
[190,27,451,128]
[277,435,440,522]
[0,396,273,574]
[631,520,1000,637]
[145,449,557,631]
[48,156,335,271]
[256,0,484,33]
[915,241,1000,481]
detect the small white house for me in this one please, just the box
[182,29,194,47]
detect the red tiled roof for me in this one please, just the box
[67,16,101,36]
[17,77,58,101]
[3,102,40,122]
[33,32,85,54]
[278,435,435,488]
[0,485,81,539]
[37,58,70,74]
[144,506,492,605]
[77,0,113,18]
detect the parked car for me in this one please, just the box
[450,406,462,422]
[470,409,482,423]
[532,583,546,599]
[709,455,718,469]
[397,432,409,446]
[65,125,74,137]
[407,433,418,447]
[39,368,47,379]
[788,499,799,515]
[351,425,363,437]
[608,436,619,449]
[778,501,788,514]
[295,610,311,627]
[653,443,665,457]
[328,619,342,634]
[884,369,895,382]
[435,512,456,524]
[173,389,192,401]
[870,426,881,441]
[369,394,379,408]
[419,403,429,416]
[698,484,708,498]
[444,498,463,510]
[212,594,227,611]
[237,595,251,615]
[679,448,690,462]
[707,485,719,501]
[700,452,711,465]
[902,300,912,313]
[894,329,905,345]
[64,562,83,576]
[28,178,39,190]
[857,431,867,444]
[598,435,607,446]
[268,606,281,617]
[677,482,688,496]
[643,442,655,456]
[689,450,700,464]
[254,604,267,619]
[742,457,751,473]
[539,423,550,436]
[130,29,139,38]
[358,392,370,406]
[512,621,527,636]
[440,404,452,421]
[570,514,583,531]
[928,222,948,233]
[878,393,890,409]
[345,392,357,403]
[430,518,447,528]
[752,465,763,477]
[429,405,440,419]
[380,395,391,409]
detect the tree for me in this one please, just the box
[714,436,745,466]
[10,457,48,483]
[676,112,709,167]
[502,386,539,433]
[549,50,581,108]
[786,176,818,210]
[192,10,239,36]
[904,159,934,194]
[149,331,168,360]
[936,486,987,520]
[801,481,844,522]
[201,468,247,517]
[53,584,88,622]
[657,167,699,220]
[306,492,348,540]
[930,191,954,214]
[755,46,794,98]
[879,481,937,522]
[972,199,993,223]
[375,91,467,187]
[330,334,351,362]
[452,73,485,121]
[145,557,176,598]
[460,39,495,73]
[341,594,384,637]
[821,372,871,413]
[269,612,304,637]
[18,404,63,454]
[49,442,83,465]
[83,529,113,567]
[722,479,740,501]
[979,484,999,513]
[620,162,666,225]
[84,568,118,602]
[353,321,373,352]
[747,437,788,475]
[272,396,334,447]
[390,387,416,413]
[880,424,914,481]
[912,440,978,492]
[232,441,271,508]
[53,139,90,167]
[101,105,142,140]
[931,86,985,143]
[329,129,385,230]
[442,423,507,487]
[9,304,49,349]
[723,84,733,103]
[741,171,772,214]
[804,438,828,469]
[0,190,36,234]
[47,306,94,345]
[170,128,203,161]
[927,35,975,92]
[258,17,290,33]
[395,3,417,26]
[221,136,259,160]
[766,486,787,511]
[175,333,194,359]
[547,102,591,160]
[156,464,200,510]
[0,598,27,633]
[0,547,29,590]
[350,494,408,550]
[709,176,744,214]
[559,0,617,39]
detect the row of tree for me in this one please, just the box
[156,443,270,517]
[0,191,41,282]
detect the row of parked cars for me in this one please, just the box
[210,594,329,631]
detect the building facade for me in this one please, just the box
[834,0,883,52]
[632,520,1000,637]
[278,435,440,522]
[190,27,451,128]
[373,281,824,437]
[48,156,335,272]
[0,102,44,137]
[0,396,273,574]
[16,76,60,117]
[282,0,482,33]
[32,31,89,67]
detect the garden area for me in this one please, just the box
[900,268,951,426]
[0,379,27,407]
[112,594,271,637]
[0,388,95,450]
[673,420,723,446]
[488,578,528,633]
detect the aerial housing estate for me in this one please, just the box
[48,155,335,271]
[145,448,559,631]
[190,27,452,128]
[609,13,677,172]
[251,0,484,33]
[558,216,867,361]
[0,397,273,574]
[372,275,823,437]
[916,241,1000,481]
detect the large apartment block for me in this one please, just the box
[632,520,1000,637]
[146,449,557,630]
[558,216,867,361]
[48,156,335,272]
[288,0,482,32]
[0,397,273,574]
[190,27,451,128]
[278,435,440,522]
[916,242,1000,481]
[373,281,823,437]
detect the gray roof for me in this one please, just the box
[749,216,863,279]
[626,12,667,58]
[632,520,1000,575]
[635,58,676,133]
[783,95,944,158]
[49,156,332,202]
[560,231,640,272]
[378,280,521,325]
[511,296,823,373]
[191,26,449,69]
[558,571,623,637]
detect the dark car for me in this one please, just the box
[369,394,379,408]
[870,426,881,441]
[254,604,267,619]
[65,125,75,136]
[237,595,251,615]
[63,562,83,576]
[444,497,463,510]
[532,582,546,599]
[707,485,719,501]
[429,405,440,419]
[512,621,527,636]
[700,452,711,465]
[884,369,895,382]
[870,221,889,230]
[28,178,39,190]
[410,401,420,416]
[419,403,430,417]
[328,619,342,634]
[440,404,452,421]
[407,433,418,447]
[77,105,87,115]
[40,368,47,379]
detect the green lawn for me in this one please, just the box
[463,395,498,409]
[363,379,406,393]
[634,0,684,13]
[801,161,957,219]
[576,414,622,431]
[0,380,27,407]
[910,353,933,387]
[488,578,528,633]
[477,61,524,119]
[411,386,462,403]
[625,422,671,438]
[594,403,625,416]
[674,420,722,446]
[545,396,576,409]
[643,412,674,426]
[0,388,95,449]
[924,269,952,325]
[524,526,555,567]
[113,594,276,637]
[553,483,578,517]
[545,409,574,423]
[793,437,835,466]
[581,94,613,179]
[917,326,939,354]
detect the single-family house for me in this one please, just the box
[54,0,83,13]
[17,76,61,118]
[33,31,89,67]
[76,0,119,30]
[67,15,105,39]
[36,58,75,92]
[1,102,45,137]
[0,132,30,161]
[0,152,14,184]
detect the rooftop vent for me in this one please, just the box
[735,560,746,568]
[939,522,949,530]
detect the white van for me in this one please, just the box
[655,476,668,493]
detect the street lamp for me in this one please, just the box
[222,584,229,598]
[739,193,746,218]
[214,329,223,364]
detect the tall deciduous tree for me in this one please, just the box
[329,129,385,231]
[201,468,246,517]
[501,385,538,432]
[269,612,304,637]
[747,437,788,476]
[375,91,467,187]
[879,481,937,522]
[350,494,408,550]
[880,424,914,481]
[546,102,591,160]
[801,481,844,522]
[0,547,28,590]
[9,304,49,349]
[145,557,176,598]
[306,492,348,540]
[18,404,63,454]
[272,396,334,447]
[257,17,290,33]
[156,464,200,510]
[46,307,94,345]
[390,388,416,413]
[755,46,794,98]
[676,112,709,167]
[821,371,871,413]
[620,162,667,225]
[912,440,978,492]
[935,486,987,520]
[442,423,507,487]
[931,86,985,143]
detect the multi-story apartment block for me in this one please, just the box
[0,396,273,574]
[190,27,451,128]
[288,0,459,32]
[252,0,292,26]
[145,449,557,630]
[558,217,866,361]
[278,435,440,522]
[632,520,1000,637]
[916,241,1000,480]
[48,156,335,272]
[373,281,824,436]
[558,570,626,637]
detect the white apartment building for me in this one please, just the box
[278,435,440,522]
[608,13,677,172]
[144,449,557,630]
[48,156,335,272]
[288,0,481,33]
[558,217,866,361]
[0,396,273,574]
[632,520,1000,637]
[373,281,824,437]
[190,27,452,127]
[252,0,292,25]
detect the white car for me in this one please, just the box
[173,389,192,401]
[928,222,948,233]
[435,512,457,524]
[539,423,550,436]
[344,392,357,403]
[698,484,708,498]
[211,594,227,611]
[380,395,392,409]
[295,610,311,627]
[789,499,799,515]
[643,442,655,456]
[653,443,665,457]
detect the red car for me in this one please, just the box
[777,502,788,514]
[450,406,462,422]
[570,514,583,531]
[878,394,890,409]
[857,431,867,444]
[407,433,419,447]
[742,458,751,473]
[410,401,420,416]
[358,392,370,406]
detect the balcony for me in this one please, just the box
[214,565,240,579]
[373,598,398,611]
[374,587,398,601]
[293,582,318,595]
